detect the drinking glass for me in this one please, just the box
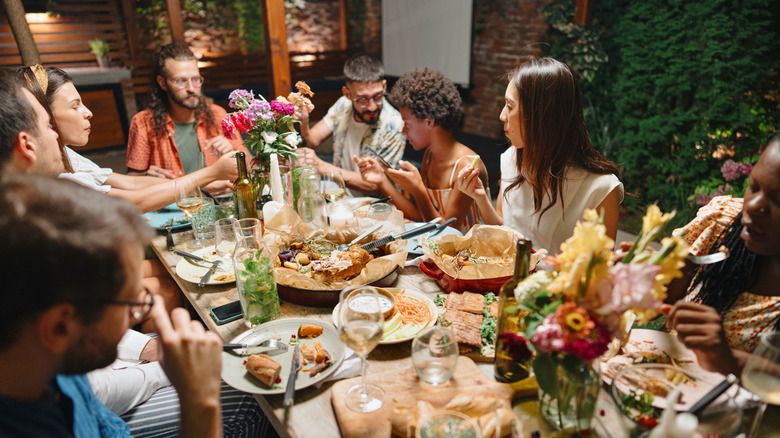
[741,332,780,438]
[174,179,204,248]
[322,170,347,202]
[338,285,385,412]
[190,197,216,241]
[214,217,237,259]
[412,326,459,385]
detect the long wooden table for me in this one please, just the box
[150,231,777,438]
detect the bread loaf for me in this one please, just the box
[245,354,281,387]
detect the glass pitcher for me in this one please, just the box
[297,167,328,229]
[232,218,281,326]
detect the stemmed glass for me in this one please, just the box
[174,178,204,249]
[338,285,385,413]
[322,170,346,202]
[214,217,237,260]
[741,332,780,437]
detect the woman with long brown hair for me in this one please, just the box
[457,58,623,253]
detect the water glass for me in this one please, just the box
[214,217,237,259]
[412,326,459,385]
[191,198,216,241]
[367,202,394,219]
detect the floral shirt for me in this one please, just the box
[322,96,405,172]
[675,195,780,352]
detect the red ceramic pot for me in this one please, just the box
[419,260,512,294]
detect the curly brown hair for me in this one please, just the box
[388,68,463,131]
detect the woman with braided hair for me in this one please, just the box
[664,132,780,375]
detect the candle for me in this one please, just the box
[328,200,354,228]
[270,153,284,203]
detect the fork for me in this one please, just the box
[686,251,728,265]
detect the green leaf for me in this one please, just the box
[532,354,558,395]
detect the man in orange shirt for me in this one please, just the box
[126,44,247,188]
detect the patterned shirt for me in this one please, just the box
[322,96,405,172]
[675,195,780,352]
[126,104,246,177]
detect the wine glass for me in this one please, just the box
[322,170,346,202]
[338,285,385,413]
[214,217,237,259]
[741,332,780,438]
[412,326,459,385]
[175,178,204,249]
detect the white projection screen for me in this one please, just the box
[381,0,473,86]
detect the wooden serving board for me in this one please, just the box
[331,357,514,438]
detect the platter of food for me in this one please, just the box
[601,329,698,385]
[331,288,438,344]
[143,203,190,230]
[221,318,345,395]
[174,247,235,285]
[434,291,498,360]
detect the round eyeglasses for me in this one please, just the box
[105,288,155,322]
[351,92,386,108]
[167,75,204,89]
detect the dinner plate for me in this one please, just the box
[404,221,463,257]
[221,318,345,395]
[143,203,190,230]
[331,288,438,344]
[174,247,235,285]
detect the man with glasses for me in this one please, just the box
[295,54,405,196]
[126,44,246,185]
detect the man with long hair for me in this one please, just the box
[294,54,406,197]
[126,44,246,184]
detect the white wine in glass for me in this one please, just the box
[741,332,780,438]
[322,171,346,202]
[338,286,385,413]
[175,179,205,248]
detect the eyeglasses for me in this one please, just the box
[167,76,204,89]
[351,92,386,108]
[103,288,155,322]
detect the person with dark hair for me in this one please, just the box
[355,68,488,232]
[664,133,780,376]
[126,43,246,183]
[457,58,623,253]
[18,65,239,213]
[294,54,405,196]
[0,172,224,437]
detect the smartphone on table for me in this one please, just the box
[209,300,243,325]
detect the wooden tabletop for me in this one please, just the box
[150,231,777,438]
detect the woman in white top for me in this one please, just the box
[356,68,488,232]
[457,58,623,253]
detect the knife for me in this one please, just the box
[174,250,211,264]
[427,217,457,238]
[198,261,221,287]
[360,222,438,251]
[283,345,302,407]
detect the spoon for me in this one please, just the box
[337,223,383,251]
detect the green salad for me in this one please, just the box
[236,252,281,326]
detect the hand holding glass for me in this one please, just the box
[338,286,385,413]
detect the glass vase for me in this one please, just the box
[232,218,281,326]
[537,357,600,432]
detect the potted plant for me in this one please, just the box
[88,39,110,69]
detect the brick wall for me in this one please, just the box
[287,1,342,52]
[463,0,549,139]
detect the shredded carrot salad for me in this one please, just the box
[394,291,432,325]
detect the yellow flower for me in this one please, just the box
[565,312,587,331]
[637,204,676,252]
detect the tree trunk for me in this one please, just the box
[1,0,40,65]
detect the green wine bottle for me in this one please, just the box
[233,152,258,219]
[494,238,532,383]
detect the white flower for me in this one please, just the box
[285,133,300,148]
[261,131,278,144]
[514,271,556,304]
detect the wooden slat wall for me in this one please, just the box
[0,0,129,69]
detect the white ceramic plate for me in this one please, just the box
[142,203,190,230]
[331,288,438,344]
[404,222,463,256]
[221,318,345,395]
[175,247,235,285]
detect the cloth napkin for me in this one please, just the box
[315,347,361,388]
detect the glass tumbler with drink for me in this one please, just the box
[741,332,780,437]
[174,178,205,248]
[214,217,237,259]
[338,286,385,413]
[232,218,280,326]
[412,326,459,385]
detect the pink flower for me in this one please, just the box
[221,117,235,139]
[563,325,610,361]
[721,159,741,181]
[232,111,252,134]
[609,262,662,313]
[531,314,566,353]
[740,163,753,176]
[270,98,295,116]
[696,193,716,206]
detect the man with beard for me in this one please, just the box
[0,173,224,437]
[126,44,246,180]
[295,55,405,196]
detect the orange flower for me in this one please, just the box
[555,302,595,342]
[295,81,313,97]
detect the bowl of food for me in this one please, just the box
[610,363,743,437]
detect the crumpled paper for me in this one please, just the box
[262,204,408,290]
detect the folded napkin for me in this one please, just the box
[405,255,426,268]
[315,347,361,388]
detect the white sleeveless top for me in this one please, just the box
[499,147,623,254]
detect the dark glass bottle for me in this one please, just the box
[233,152,258,219]
[494,238,532,383]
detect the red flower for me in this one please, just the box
[498,331,532,362]
[231,111,252,134]
[221,117,235,139]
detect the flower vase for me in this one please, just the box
[536,356,600,432]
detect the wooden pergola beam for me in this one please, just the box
[2,0,40,65]
[263,0,291,96]
[339,0,347,51]
[573,0,593,28]
[165,0,185,44]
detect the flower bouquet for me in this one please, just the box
[509,206,689,432]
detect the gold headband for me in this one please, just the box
[25,64,48,94]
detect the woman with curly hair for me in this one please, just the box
[356,68,488,232]
[457,58,623,253]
